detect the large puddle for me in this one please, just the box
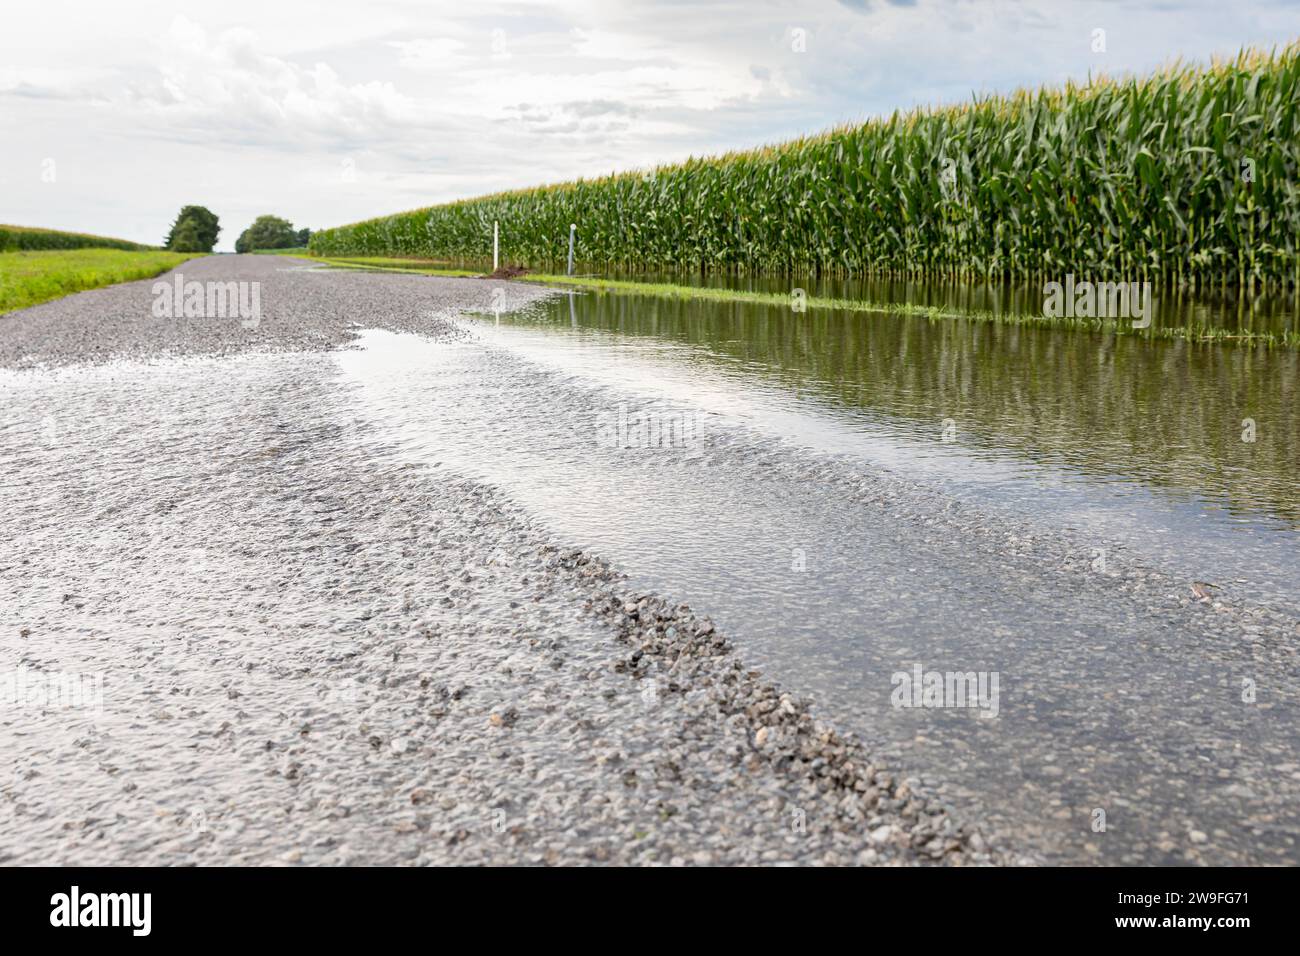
[355,291,1300,598]
[333,291,1299,864]
[382,260,1300,341]
[8,283,1294,864]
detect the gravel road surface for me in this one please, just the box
[1,256,1004,865]
[4,255,1296,866]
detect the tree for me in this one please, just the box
[234,215,301,253]
[296,227,311,247]
[168,219,206,253]
[164,205,220,252]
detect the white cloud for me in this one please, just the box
[111,17,430,147]
[389,37,470,70]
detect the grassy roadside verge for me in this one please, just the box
[313,255,1299,347]
[0,249,203,315]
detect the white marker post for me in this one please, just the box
[568,223,576,276]
[493,220,499,272]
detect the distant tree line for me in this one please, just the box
[235,216,311,253]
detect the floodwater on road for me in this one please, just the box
[5,262,1296,865]
[422,259,1300,341]
[333,289,1300,864]
[495,291,1299,584]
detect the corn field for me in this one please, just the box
[0,225,155,253]
[310,44,1300,288]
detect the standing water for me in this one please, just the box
[335,286,1300,864]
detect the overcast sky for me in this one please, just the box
[2,0,1297,250]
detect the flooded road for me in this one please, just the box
[0,256,993,866]
[543,292,1300,592]
[334,290,1300,864]
[3,256,1297,865]
[399,259,1300,342]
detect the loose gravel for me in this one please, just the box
[0,254,528,369]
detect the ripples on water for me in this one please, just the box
[6,281,1294,864]
[518,290,1298,528]
[334,284,1299,863]
[333,307,1299,863]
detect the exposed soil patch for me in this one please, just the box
[482,265,531,280]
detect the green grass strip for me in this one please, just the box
[0,249,203,315]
